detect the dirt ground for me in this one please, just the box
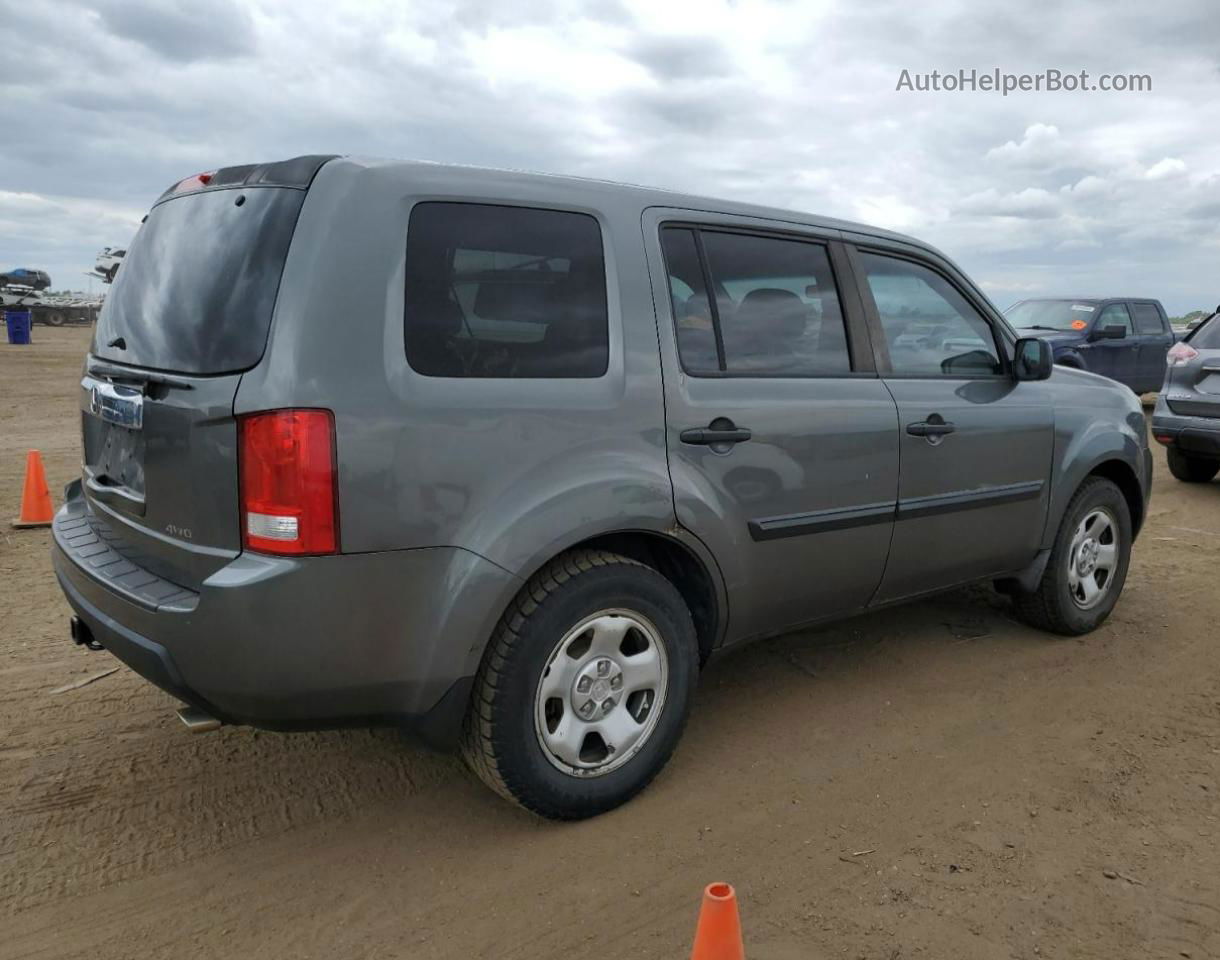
[1,326,1217,960]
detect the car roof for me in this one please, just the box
[337,155,939,254]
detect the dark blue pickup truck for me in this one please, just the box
[1005,298,1177,394]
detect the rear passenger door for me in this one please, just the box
[846,242,1054,602]
[644,210,900,643]
[1130,301,1173,393]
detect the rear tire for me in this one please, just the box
[1012,477,1132,636]
[461,549,699,819]
[1166,447,1220,483]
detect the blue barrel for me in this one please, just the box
[5,310,32,345]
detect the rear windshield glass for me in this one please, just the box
[1004,299,1098,331]
[93,187,305,374]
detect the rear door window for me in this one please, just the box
[404,202,609,378]
[659,227,853,376]
[1131,302,1165,334]
[659,228,720,374]
[93,187,306,374]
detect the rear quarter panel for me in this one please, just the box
[235,158,681,596]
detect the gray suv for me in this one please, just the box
[1153,312,1220,482]
[53,156,1153,819]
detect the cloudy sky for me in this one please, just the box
[2,0,1218,314]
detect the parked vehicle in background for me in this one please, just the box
[1005,297,1176,393]
[1153,312,1220,483]
[54,157,1152,819]
[33,294,103,326]
[0,267,51,307]
[92,248,126,283]
[1185,306,1218,332]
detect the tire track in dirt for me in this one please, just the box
[3,328,1220,960]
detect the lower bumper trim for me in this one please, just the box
[56,549,475,749]
[55,558,196,704]
[1153,425,1220,457]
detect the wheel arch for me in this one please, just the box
[1041,382,1149,551]
[1086,458,1145,536]
[1043,452,1146,550]
[565,530,724,665]
[486,528,727,671]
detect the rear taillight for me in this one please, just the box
[239,410,338,556]
[1167,342,1198,366]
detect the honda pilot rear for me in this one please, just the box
[52,155,512,743]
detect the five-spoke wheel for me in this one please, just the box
[462,549,698,819]
[1012,476,1132,635]
[535,610,668,777]
[1066,508,1119,610]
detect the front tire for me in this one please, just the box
[1166,447,1219,483]
[461,549,699,819]
[1012,477,1132,636]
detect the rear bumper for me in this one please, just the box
[1151,405,1220,457]
[51,491,520,748]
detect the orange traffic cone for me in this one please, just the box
[690,882,745,960]
[12,450,54,528]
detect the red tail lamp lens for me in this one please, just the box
[239,410,338,556]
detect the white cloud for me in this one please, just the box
[851,196,925,231]
[1,0,1219,313]
[1061,175,1110,197]
[1145,157,1187,179]
[985,124,1066,166]
[957,187,1060,219]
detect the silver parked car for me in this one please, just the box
[1153,312,1220,482]
[54,156,1152,818]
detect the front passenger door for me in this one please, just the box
[850,246,1055,602]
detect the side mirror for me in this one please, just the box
[1014,337,1053,381]
[1090,324,1126,341]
